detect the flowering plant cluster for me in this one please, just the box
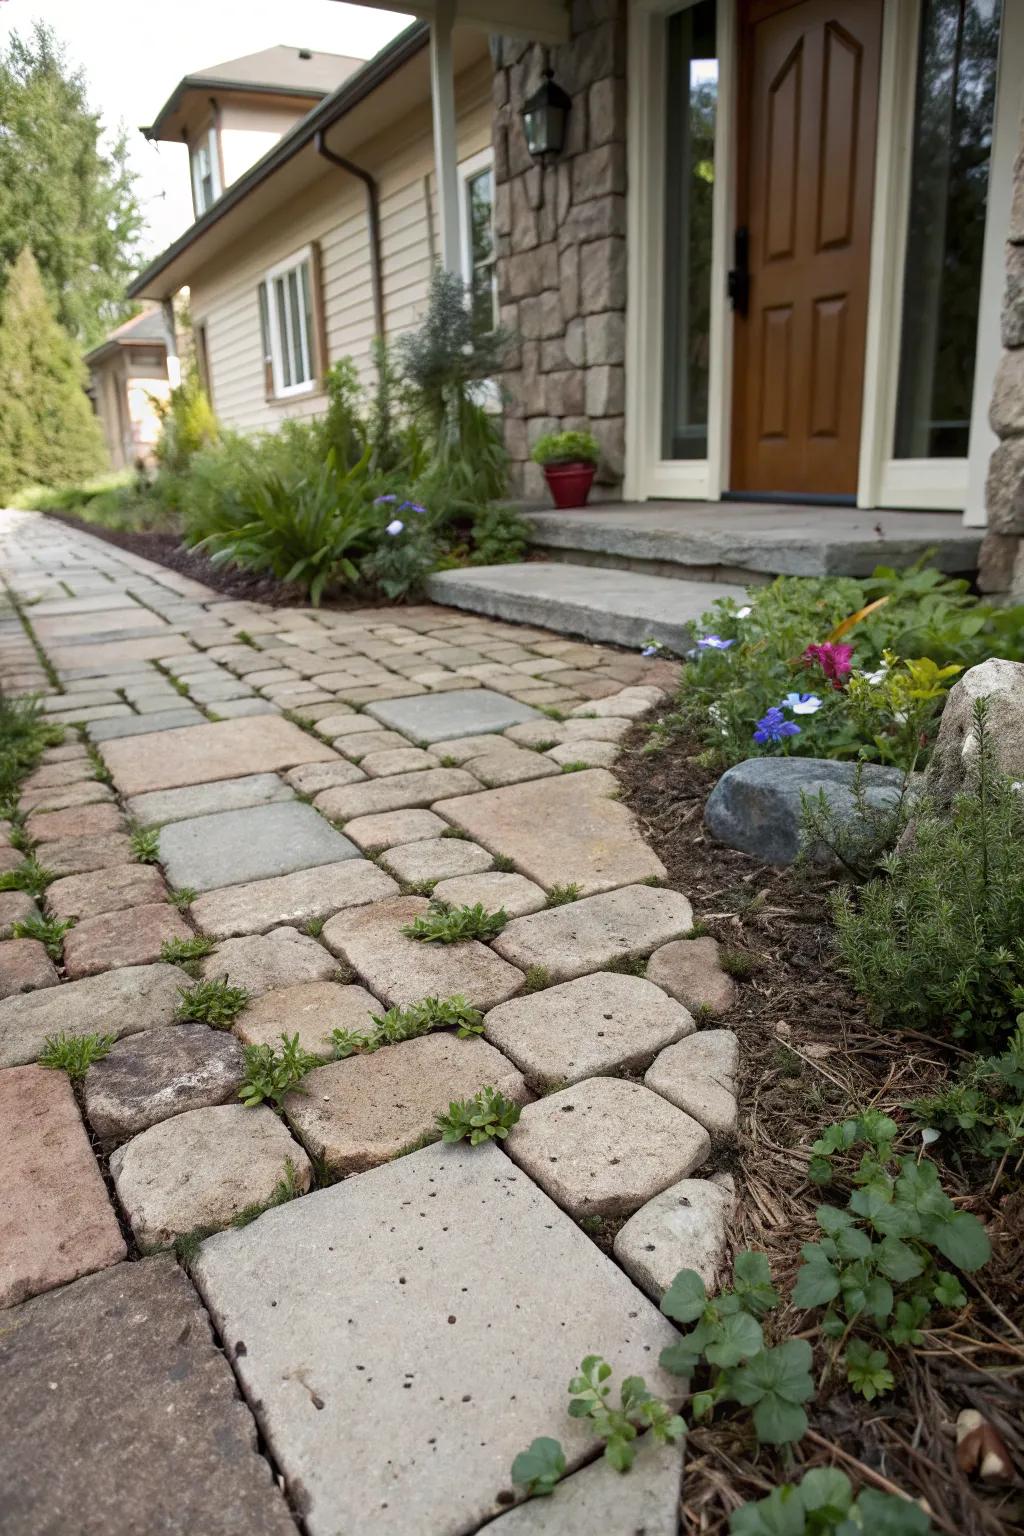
[658,570,992,769]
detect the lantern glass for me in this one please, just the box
[521,70,571,158]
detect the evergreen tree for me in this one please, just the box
[0,22,142,347]
[0,247,107,500]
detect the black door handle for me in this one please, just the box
[728,225,749,316]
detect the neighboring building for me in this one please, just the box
[127,2,1024,550]
[84,309,174,472]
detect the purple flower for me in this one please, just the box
[385,519,405,536]
[698,634,735,651]
[753,707,801,745]
[375,494,398,504]
[641,645,659,657]
[399,501,428,514]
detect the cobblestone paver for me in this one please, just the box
[0,510,737,1534]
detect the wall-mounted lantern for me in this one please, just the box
[522,68,572,159]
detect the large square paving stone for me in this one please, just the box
[493,885,694,983]
[0,961,190,1068]
[158,800,360,892]
[365,687,542,744]
[1,1066,125,1307]
[101,715,336,796]
[0,1257,297,1535]
[125,771,294,826]
[192,1143,682,1536]
[434,769,666,895]
[191,859,399,938]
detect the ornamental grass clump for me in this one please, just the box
[832,700,1024,1044]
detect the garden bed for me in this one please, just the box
[616,720,1024,1536]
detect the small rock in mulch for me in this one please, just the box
[505,1076,710,1218]
[0,938,59,998]
[234,980,381,1058]
[1,1065,125,1307]
[285,1032,529,1176]
[646,935,738,1016]
[645,1028,740,1135]
[109,1103,312,1250]
[704,755,909,866]
[613,1174,735,1301]
[199,926,339,997]
[83,1023,247,1148]
[45,862,167,921]
[62,903,194,980]
[484,972,694,1090]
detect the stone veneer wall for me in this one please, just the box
[491,0,628,500]
[978,109,1024,599]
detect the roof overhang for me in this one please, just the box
[334,0,570,44]
[128,22,496,303]
[143,80,328,145]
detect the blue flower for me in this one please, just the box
[753,707,801,745]
[782,691,823,716]
[385,519,405,536]
[698,634,735,650]
[399,501,428,514]
[375,494,398,504]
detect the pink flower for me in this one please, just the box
[802,642,854,689]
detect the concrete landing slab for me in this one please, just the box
[427,564,746,650]
[192,1144,681,1536]
[0,1257,297,1535]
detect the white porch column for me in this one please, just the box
[430,0,462,273]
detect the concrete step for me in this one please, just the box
[426,563,746,650]
[521,504,982,582]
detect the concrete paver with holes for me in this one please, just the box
[0,509,741,1535]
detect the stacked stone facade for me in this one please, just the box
[491,1,628,500]
[978,112,1024,599]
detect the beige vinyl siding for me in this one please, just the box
[188,61,492,437]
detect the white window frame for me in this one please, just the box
[457,147,498,335]
[262,247,316,400]
[190,126,221,217]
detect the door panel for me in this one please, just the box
[732,0,882,497]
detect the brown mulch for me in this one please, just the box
[615,722,1024,1536]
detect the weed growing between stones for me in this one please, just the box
[174,1160,303,1263]
[11,913,74,959]
[0,691,63,800]
[238,1033,319,1109]
[234,630,257,647]
[539,705,566,721]
[401,901,508,944]
[302,915,326,937]
[38,1031,114,1079]
[685,920,712,939]
[435,1086,521,1146]
[523,965,550,993]
[439,826,469,839]
[175,978,250,1027]
[129,825,161,864]
[402,878,437,897]
[331,994,484,1057]
[605,954,647,977]
[719,947,756,982]
[167,886,196,910]
[545,883,580,908]
[159,934,216,966]
[0,856,55,898]
[491,853,516,872]
[85,743,113,785]
[529,740,558,753]
[560,761,589,774]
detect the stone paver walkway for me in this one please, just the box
[0,510,739,1534]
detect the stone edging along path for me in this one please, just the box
[0,510,742,1536]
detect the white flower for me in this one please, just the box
[861,668,887,686]
[782,691,823,715]
[385,519,405,536]
[736,605,752,619]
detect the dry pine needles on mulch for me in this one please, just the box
[616,718,1024,1536]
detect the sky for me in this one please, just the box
[0,0,412,256]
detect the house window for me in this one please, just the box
[190,128,221,216]
[661,0,717,461]
[259,248,317,398]
[893,0,1002,459]
[458,150,497,337]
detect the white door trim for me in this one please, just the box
[624,0,735,502]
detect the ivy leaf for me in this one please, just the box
[705,1310,764,1368]
[511,1437,566,1497]
[660,1268,708,1324]
[792,1246,841,1308]
[933,1271,967,1309]
[924,1209,991,1273]
[845,1339,895,1400]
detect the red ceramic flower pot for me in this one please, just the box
[543,461,596,509]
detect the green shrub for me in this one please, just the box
[155,367,218,473]
[911,1021,1024,1170]
[530,429,600,466]
[832,701,1024,1043]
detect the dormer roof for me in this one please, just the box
[142,46,365,143]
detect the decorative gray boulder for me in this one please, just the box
[924,658,1024,805]
[704,756,909,866]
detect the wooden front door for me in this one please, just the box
[731,0,882,498]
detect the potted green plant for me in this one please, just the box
[531,429,600,509]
